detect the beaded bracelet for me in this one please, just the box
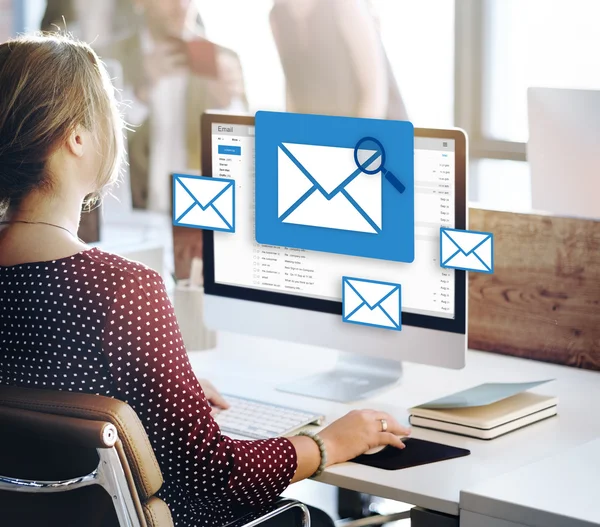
[296,430,327,478]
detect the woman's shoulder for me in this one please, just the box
[81,247,164,289]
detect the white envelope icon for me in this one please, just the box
[440,228,494,273]
[278,143,383,233]
[342,277,401,331]
[173,174,235,232]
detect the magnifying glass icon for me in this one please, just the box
[353,137,406,194]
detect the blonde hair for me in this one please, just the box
[0,33,125,217]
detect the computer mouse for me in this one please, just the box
[363,438,409,455]
[363,445,386,455]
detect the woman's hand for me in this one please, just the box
[197,378,230,415]
[319,410,411,466]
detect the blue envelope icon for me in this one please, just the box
[342,276,402,331]
[440,227,494,273]
[172,174,235,232]
[255,111,415,263]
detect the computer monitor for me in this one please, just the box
[527,87,600,220]
[201,112,467,402]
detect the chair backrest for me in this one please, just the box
[0,385,173,527]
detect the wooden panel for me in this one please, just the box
[468,208,600,371]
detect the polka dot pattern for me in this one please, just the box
[0,248,297,526]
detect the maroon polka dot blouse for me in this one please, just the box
[0,247,297,526]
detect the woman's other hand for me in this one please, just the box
[197,378,230,415]
[320,410,411,465]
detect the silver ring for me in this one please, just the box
[380,419,388,432]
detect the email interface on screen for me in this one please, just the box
[211,123,455,319]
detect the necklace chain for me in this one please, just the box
[0,220,79,240]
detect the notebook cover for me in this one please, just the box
[414,380,554,409]
[410,392,558,429]
[351,438,470,470]
[410,405,558,440]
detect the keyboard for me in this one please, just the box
[214,394,325,439]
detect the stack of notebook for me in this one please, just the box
[409,380,558,440]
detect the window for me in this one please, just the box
[198,0,285,112]
[199,0,455,126]
[12,0,592,212]
[373,0,455,127]
[22,0,45,33]
[0,0,14,42]
[483,0,600,143]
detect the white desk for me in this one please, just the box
[460,438,600,527]
[187,332,600,521]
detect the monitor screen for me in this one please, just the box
[209,122,456,321]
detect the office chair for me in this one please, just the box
[0,385,310,527]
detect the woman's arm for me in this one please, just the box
[288,436,321,483]
[102,267,411,509]
[102,269,297,509]
[335,0,388,118]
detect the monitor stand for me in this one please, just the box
[276,353,403,403]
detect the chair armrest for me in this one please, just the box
[223,498,310,527]
[0,405,117,449]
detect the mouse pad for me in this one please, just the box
[352,438,470,470]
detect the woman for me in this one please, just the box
[270,0,408,120]
[0,34,410,527]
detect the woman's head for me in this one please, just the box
[0,33,124,218]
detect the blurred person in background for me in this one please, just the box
[270,0,408,120]
[41,0,248,278]
[40,0,74,32]
[99,0,248,213]
[364,0,409,121]
[41,0,117,47]
[100,0,248,280]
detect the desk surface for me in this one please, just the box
[188,332,600,516]
[461,438,600,527]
